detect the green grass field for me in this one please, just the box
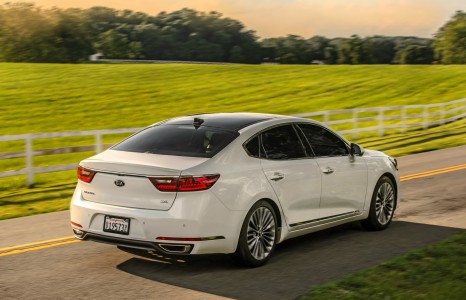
[303,231,466,299]
[1,63,466,220]
[1,64,465,135]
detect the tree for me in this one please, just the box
[323,45,338,64]
[147,9,260,63]
[134,24,164,59]
[337,35,373,64]
[367,36,396,64]
[392,36,432,64]
[229,45,245,62]
[53,9,94,62]
[337,41,352,64]
[307,35,329,61]
[184,33,223,61]
[434,11,466,64]
[95,29,142,59]
[399,45,434,64]
[0,2,58,62]
[84,6,119,34]
[261,35,312,64]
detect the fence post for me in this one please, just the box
[25,135,34,187]
[462,98,466,118]
[461,100,465,119]
[440,104,445,125]
[461,99,466,120]
[463,99,466,118]
[423,106,429,129]
[95,132,103,153]
[352,109,358,140]
[378,108,385,137]
[401,106,407,133]
[324,111,330,124]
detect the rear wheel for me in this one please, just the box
[361,176,396,231]
[233,201,278,267]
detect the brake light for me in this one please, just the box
[77,166,96,183]
[149,174,220,192]
[178,175,220,191]
[148,177,178,192]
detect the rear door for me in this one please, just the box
[259,124,322,226]
[297,124,368,219]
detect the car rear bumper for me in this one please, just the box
[70,186,246,255]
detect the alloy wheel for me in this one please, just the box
[246,206,276,260]
[375,182,395,225]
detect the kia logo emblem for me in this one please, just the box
[114,179,125,187]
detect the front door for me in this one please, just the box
[297,123,368,219]
[315,156,368,218]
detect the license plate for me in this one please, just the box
[103,215,130,235]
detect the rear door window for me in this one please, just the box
[113,125,238,158]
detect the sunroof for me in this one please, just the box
[164,113,276,131]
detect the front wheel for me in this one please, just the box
[361,176,396,231]
[233,201,278,267]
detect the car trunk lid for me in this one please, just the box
[78,150,209,210]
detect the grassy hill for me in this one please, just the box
[1,63,465,135]
[0,63,465,220]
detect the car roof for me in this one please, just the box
[162,112,290,131]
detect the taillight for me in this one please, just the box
[149,174,220,192]
[77,166,96,183]
[178,175,220,191]
[148,177,178,192]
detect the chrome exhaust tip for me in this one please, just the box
[157,243,193,254]
[73,228,86,239]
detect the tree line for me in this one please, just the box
[0,2,464,64]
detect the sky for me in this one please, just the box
[29,0,466,38]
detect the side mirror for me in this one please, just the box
[350,143,364,156]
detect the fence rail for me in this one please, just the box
[292,98,466,136]
[1,98,465,186]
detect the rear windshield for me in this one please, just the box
[112,125,238,158]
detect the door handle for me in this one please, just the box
[270,172,285,181]
[322,167,334,174]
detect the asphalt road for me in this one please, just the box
[1,145,465,300]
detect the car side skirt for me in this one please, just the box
[289,210,361,230]
[280,211,367,241]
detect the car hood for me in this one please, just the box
[363,149,388,158]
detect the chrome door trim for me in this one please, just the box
[289,210,361,231]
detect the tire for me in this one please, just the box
[361,176,396,231]
[233,200,278,267]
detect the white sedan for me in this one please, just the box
[70,113,399,267]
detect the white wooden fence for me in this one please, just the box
[292,98,466,137]
[0,128,142,186]
[1,98,465,186]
